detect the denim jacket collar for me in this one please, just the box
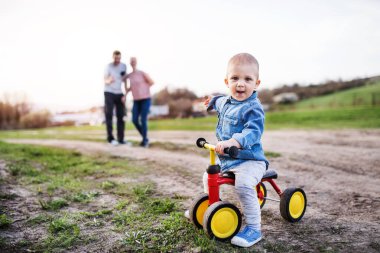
[227,91,257,105]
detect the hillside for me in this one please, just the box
[281,80,380,110]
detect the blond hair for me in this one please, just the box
[227,53,259,79]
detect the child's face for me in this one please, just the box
[225,63,260,101]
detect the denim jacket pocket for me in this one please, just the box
[222,115,239,138]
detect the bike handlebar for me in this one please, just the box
[196,137,239,158]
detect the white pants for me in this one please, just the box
[203,160,266,230]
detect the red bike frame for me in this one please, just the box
[207,169,283,206]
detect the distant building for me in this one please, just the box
[192,99,207,117]
[149,105,169,118]
[52,107,104,126]
[273,92,299,104]
[261,103,270,111]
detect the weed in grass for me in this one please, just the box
[49,218,77,234]
[29,174,49,184]
[148,198,177,214]
[115,200,129,210]
[80,209,113,218]
[27,214,52,225]
[8,162,40,177]
[38,198,68,211]
[132,184,153,202]
[38,217,81,251]
[113,211,144,229]
[101,180,117,190]
[0,214,12,228]
[71,191,99,203]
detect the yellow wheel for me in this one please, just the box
[257,182,267,209]
[203,201,242,241]
[280,188,307,222]
[189,193,209,228]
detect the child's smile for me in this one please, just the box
[225,64,260,101]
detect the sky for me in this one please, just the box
[0,0,379,111]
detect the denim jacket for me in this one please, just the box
[207,92,269,171]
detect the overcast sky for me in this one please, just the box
[0,0,379,111]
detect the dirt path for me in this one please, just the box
[5,129,380,252]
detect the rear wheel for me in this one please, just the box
[257,182,267,209]
[189,193,209,228]
[280,188,307,222]
[203,201,242,241]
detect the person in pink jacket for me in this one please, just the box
[124,57,154,147]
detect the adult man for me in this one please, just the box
[104,50,127,145]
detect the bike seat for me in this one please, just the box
[221,169,278,180]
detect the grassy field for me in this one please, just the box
[282,81,380,110]
[0,105,379,142]
[0,82,379,141]
[265,106,380,129]
[0,142,242,252]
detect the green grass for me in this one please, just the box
[0,142,144,195]
[38,198,68,211]
[266,106,380,129]
[0,141,246,252]
[0,214,12,228]
[27,214,53,226]
[113,184,230,252]
[287,81,380,109]
[71,191,100,203]
[79,209,113,218]
[38,217,81,251]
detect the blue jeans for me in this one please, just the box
[132,98,151,144]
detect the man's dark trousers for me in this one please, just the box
[104,92,125,143]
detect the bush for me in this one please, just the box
[0,93,51,129]
[20,110,51,129]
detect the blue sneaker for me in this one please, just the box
[231,226,262,247]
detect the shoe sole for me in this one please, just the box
[231,236,262,247]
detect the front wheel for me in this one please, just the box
[280,188,307,222]
[203,201,242,241]
[189,193,209,228]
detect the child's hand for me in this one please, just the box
[204,96,214,107]
[215,140,232,155]
[215,139,241,155]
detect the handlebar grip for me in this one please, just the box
[196,137,207,148]
[224,146,239,158]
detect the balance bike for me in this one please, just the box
[189,138,307,241]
